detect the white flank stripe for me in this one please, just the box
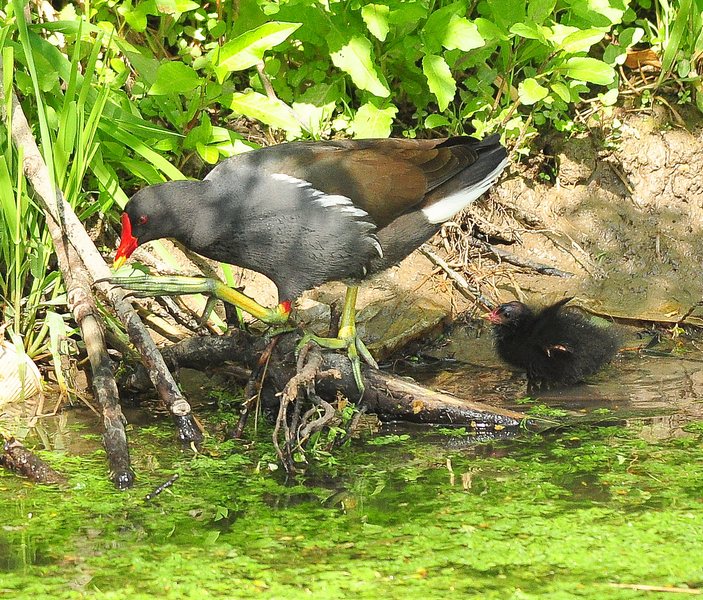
[271,172,380,259]
[271,173,359,211]
[421,158,509,224]
[271,172,308,186]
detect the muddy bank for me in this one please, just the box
[484,105,703,325]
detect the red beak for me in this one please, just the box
[485,308,503,324]
[113,213,138,269]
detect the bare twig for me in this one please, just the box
[464,237,574,278]
[230,335,279,440]
[419,245,496,309]
[144,473,180,501]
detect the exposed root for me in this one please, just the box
[273,342,347,474]
[230,335,279,440]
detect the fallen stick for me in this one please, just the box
[4,71,203,469]
[0,437,66,485]
[120,332,530,429]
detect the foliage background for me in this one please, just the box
[0,0,701,366]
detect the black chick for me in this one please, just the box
[487,298,619,391]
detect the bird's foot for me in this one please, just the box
[527,378,554,395]
[104,274,291,326]
[265,324,298,340]
[297,325,378,396]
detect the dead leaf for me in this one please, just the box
[624,48,661,70]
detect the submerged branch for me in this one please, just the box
[0,437,66,485]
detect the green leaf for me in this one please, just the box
[424,114,451,128]
[603,44,628,66]
[660,0,692,78]
[599,88,619,106]
[518,78,549,105]
[388,3,428,26]
[122,0,152,32]
[489,0,526,29]
[149,62,202,95]
[361,4,390,42]
[619,27,645,48]
[423,3,465,52]
[548,24,579,47]
[677,58,691,78]
[571,0,627,27]
[196,142,220,164]
[351,102,398,139]
[510,22,545,42]
[527,0,557,24]
[559,29,606,53]
[422,54,456,112]
[215,22,301,74]
[184,116,213,149]
[562,57,616,85]
[551,81,571,102]
[155,0,199,14]
[229,91,302,136]
[330,35,390,98]
[474,18,507,42]
[443,15,484,51]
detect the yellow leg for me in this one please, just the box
[298,286,378,395]
[106,274,291,325]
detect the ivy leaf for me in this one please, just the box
[229,91,302,136]
[562,57,616,85]
[214,22,301,75]
[330,35,390,97]
[149,62,202,95]
[351,102,398,138]
[361,4,390,42]
[422,54,456,111]
[518,78,549,105]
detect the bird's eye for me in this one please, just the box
[138,215,149,225]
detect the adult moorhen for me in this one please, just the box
[110,135,508,392]
[487,298,620,392]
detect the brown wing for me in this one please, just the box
[257,138,482,228]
